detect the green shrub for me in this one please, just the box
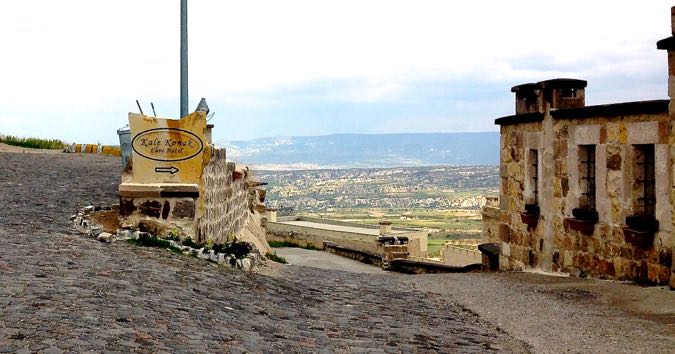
[266,252,287,264]
[167,229,181,241]
[128,234,181,253]
[213,242,252,259]
[0,135,65,150]
[268,240,318,250]
[181,237,203,249]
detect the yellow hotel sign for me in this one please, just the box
[128,112,209,184]
[133,128,203,162]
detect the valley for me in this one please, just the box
[255,165,499,256]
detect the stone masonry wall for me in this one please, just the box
[198,147,253,245]
[481,205,500,244]
[498,122,544,271]
[667,22,675,289]
[499,113,673,285]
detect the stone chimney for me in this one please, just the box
[379,220,392,235]
[511,79,587,115]
[537,78,587,111]
[511,83,542,114]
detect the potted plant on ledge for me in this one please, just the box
[622,215,658,248]
[566,208,598,235]
[520,203,540,228]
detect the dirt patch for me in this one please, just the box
[88,208,121,233]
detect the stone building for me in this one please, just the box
[490,7,675,288]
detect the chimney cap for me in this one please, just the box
[657,36,675,50]
[511,79,587,93]
[379,220,392,225]
[537,78,587,89]
[511,83,539,93]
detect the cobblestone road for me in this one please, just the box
[0,152,527,353]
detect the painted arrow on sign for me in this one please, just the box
[155,166,180,174]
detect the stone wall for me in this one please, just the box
[493,6,675,288]
[481,204,501,243]
[497,103,672,285]
[658,7,675,289]
[198,147,249,244]
[440,244,481,266]
[119,191,199,240]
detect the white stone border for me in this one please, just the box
[71,205,262,271]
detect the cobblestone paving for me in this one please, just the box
[0,153,527,353]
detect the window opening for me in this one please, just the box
[635,145,656,217]
[560,87,577,98]
[529,149,538,204]
[579,145,596,209]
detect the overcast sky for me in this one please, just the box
[0,1,672,144]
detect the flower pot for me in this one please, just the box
[520,212,539,228]
[567,218,595,235]
[622,227,655,248]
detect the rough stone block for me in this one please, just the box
[499,224,511,242]
[139,200,162,218]
[606,153,622,171]
[553,140,567,160]
[173,200,196,219]
[162,201,170,220]
[97,232,114,243]
[501,242,511,257]
[561,177,569,197]
[658,120,669,144]
[120,198,136,217]
[627,121,658,145]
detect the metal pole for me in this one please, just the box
[180,0,188,117]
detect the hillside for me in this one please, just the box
[222,132,499,169]
[255,165,499,213]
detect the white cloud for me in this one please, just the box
[0,0,672,141]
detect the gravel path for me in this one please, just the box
[411,273,674,353]
[0,152,527,353]
[273,247,387,274]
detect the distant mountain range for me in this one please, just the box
[220,132,499,169]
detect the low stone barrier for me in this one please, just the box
[66,143,122,157]
[323,241,383,267]
[441,244,482,266]
[389,259,482,274]
[267,216,427,257]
